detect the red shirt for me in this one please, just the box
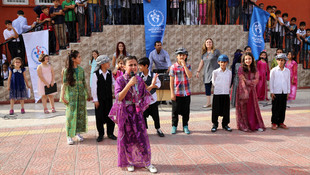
[169,62,191,97]
[40,13,53,31]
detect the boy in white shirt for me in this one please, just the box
[211,54,232,132]
[270,53,290,130]
[138,57,165,137]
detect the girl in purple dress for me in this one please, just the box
[236,52,266,132]
[109,56,157,173]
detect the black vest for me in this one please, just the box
[139,72,156,95]
[95,70,112,103]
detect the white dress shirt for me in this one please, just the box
[270,66,290,94]
[12,16,32,34]
[212,67,232,95]
[91,69,114,102]
[141,71,161,104]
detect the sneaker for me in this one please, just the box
[67,137,74,145]
[157,129,165,137]
[279,123,288,129]
[127,165,134,172]
[21,108,25,114]
[171,126,177,134]
[76,134,84,142]
[9,109,14,115]
[183,126,190,134]
[257,128,264,132]
[271,124,277,130]
[223,125,232,132]
[146,164,157,173]
[211,125,218,132]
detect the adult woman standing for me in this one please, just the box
[112,42,129,68]
[196,38,221,108]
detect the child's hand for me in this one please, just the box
[180,59,186,67]
[270,93,275,101]
[87,97,92,101]
[171,93,176,101]
[27,84,31,89]
[94,101,99,109]
[128,76,137,87]
[112,69,117,75]
[7,86,10,91]
[46,84,50,88]
[62,98,69,104]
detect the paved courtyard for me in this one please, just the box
[0,89,310,175]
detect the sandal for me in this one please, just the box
[51,107,56,113]
[44,109,49,114]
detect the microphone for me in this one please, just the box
[130,71,139,95]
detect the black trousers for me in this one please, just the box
[271,93,287,125]
[143,102,160,129]
[271,32,280,48]
[215,0,226,25]
[212,95,230,127]
[178,1,185,24]
[172,96,190,127]
[65,21,77,42]
[8,41,23,61]
[95,100,115,137]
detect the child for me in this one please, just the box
[2,63,9,80]
[108,56,157,173]
[231,49,243,107]
[91,55,116,142]
[236,52,265,132]
[211,54,232,132]
[62,0,77,42]
[271,48,283,69]
[271,10,283,49]
[265,6,277,43]
[169,48,192,134]
[50,0,66,50]
[89,50,99,87]
[198,0,206,25]
[37,54,56,114]
[39,6,56,55]
[112,55,125,80]
[294,21,306,60]
[285,51,298,101]
[270,53,290,130]
[3,20,20,60]
[61,50,88,145]
[7,57,31,115]
[256,51,270,101]
[301,28,310,68]
[284,16,297,53]
[170,0,179,24]
[138,57,165,137]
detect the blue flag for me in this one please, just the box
[248,6,270,60]
[143,0,167,57]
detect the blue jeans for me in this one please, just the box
[114,5,122,24]
[243,13,252,31]
[88,3,100,32]
[105,5,113,24]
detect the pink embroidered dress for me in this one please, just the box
[285,60,298,100]
[256,60,270,101]
[109,73,152,168]
[236,66,266,132]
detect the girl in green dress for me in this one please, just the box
[61,50,88,145]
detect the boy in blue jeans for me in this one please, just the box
[169,48,192,134]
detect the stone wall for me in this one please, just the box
[0,25,309,102]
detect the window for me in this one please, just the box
[35,0,53,5]
[2,0,28,5]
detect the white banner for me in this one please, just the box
[22,30,49,103]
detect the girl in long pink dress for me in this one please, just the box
[285,51,298,101]
[256,51,270,101]
[236,52,266,132]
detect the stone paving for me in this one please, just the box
[0,90,310,175]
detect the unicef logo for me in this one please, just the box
[31,46,48,65]
[147,10,164,27]
[251,22,264,47]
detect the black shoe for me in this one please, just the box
[157,129,165,137]
[223,125,232,132]
[108,135,117,140]
[96,136,103,142]
[211,125,218,132]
